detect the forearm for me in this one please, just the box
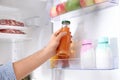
[13,47,53,80]
[12,29,66,80]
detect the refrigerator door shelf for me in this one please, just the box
[49,0,118,22]
[48,57,118,70]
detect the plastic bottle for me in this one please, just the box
[96,37,113,69]
[80,40,96,69]
[57,20,71,68]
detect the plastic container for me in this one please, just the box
[80,40,96,69]
[96,37,113,69]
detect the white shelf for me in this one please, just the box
[0,25,33,42]
[0,25,27,30]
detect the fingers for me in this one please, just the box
[53,28,67,41]
[56,32,67,41]
[53,28,62,37]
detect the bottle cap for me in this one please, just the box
[98,37,109,43]
[62,20,70,25]
[82,40,92,45]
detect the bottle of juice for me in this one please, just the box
[57,20,71,68]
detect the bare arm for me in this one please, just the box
[13,29,66,80]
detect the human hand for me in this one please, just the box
[45,28,67,57]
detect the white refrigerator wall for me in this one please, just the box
[0,0,120,80]
[0,0,52,80]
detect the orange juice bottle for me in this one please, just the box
[57,20,71,67]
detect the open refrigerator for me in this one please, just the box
[0,0,120,80]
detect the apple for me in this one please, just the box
[56,2,66,15]
[50,6,58,18]
[85,0,94,6]
[94,0,106,4]
[65,0,80,12]
[80,0,86,7]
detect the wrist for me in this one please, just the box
[43,46,56,58]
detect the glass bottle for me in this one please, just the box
[50,20,71,68]
[57,20,71,68]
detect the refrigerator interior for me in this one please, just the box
[0,0,120,80]
[53,8,120,80]
[0,0,52,80]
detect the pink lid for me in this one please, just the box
[82,40,92,45]
[81,40,93,53]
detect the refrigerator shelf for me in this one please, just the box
[48,58,118,70]
[0,25,27,30]
[0,35,32,42]
[48,37,119,70]
[0,25,34,42]
[0,25,29,35]
[49,0,118,22]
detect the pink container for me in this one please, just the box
[80,40,96,69]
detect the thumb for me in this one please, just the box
[56,32,67,41]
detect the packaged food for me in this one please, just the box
[0,19,24,27]
[0,19,25,35]
[0,29,25,34]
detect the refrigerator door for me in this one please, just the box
[51,0,120,80]
[52,2,120,80]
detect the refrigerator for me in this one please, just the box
[0,0,120,80]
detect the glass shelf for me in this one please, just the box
[49,0,118,22]
[48,58,118,70]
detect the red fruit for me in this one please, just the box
[56,3,66,15]
[80,0,86,7]
[50,6,58,18]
